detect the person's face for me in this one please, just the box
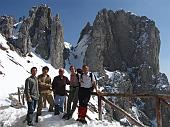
[70,66,76,74]
[42,69,48,75]
[82,66,89,74]
[59,69,64,76]
[31,68,37,76]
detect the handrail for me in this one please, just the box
[101,96,146,127]
[16,87,170,127]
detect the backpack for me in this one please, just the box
[76,73,81,86]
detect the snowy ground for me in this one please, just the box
[0,105,123,127]
[0,34,124,126]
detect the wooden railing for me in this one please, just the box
[16,87,170,127]
[92,92,170,127]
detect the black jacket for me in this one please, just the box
[52,75,70,96]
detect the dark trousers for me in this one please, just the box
[78,87,92,107]
[27,99,37,124]
[37,93,54,114]
[67,86,79,114]
[78,87,92,120]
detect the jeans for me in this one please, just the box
[54,95,65,112]
[27,99,37,114]
[67,86,79,114]
[27,99,37,124]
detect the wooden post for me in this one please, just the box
[156,97,162,127]
[22,93,25,105]
[18,87,21,103]
[98,95,102,120]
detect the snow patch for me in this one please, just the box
[0,34,9,49]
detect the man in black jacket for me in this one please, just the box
[52,68,70,115]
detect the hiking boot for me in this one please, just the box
[62,113,72,120]
[27,122,34,126]
[37,112,41,116]
[48,108,54,112]
[62,113,68,119]
[76,118,87,124]
[79,119,87,124]
[76,118,81,122]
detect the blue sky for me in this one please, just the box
[0,0,170,79]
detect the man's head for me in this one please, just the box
[42,66,49,75]
[59,68,64,76]
[69,65,76,74]
[31,67,37,76]
[82,65,89,74]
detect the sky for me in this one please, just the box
[0,0,170,80]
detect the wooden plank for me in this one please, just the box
[160,98,170,108]
[95,92,156,98]
[91,92,170,100]
[22,94,25,105]
[101,96,146,127]
[98,96,102,120]
[156,97,162,127]
[17,87,21,103]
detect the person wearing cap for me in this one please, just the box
[37,66,54,116]
[52,68,70,115]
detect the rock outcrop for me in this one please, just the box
[15,19,31,55]
[50,14,64,68]
[0,4,65,68]
[77,9,169,127]
[84,9,160,84]
[0,16,14,39]
[28,5,52,59]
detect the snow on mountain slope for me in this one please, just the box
[0,34,69,98]
[0,34,9,49]
[0,34,124,127]
[65,34,91,70]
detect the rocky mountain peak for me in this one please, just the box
[85,9,160,76]
[75,9,168,126]
[0,16,14,39]
[77,22,92,43]
[0,4,65,68]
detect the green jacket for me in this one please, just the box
[24,76,39,100]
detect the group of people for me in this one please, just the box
[24,65,99,126]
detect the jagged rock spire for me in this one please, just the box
[50,14,64,69]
